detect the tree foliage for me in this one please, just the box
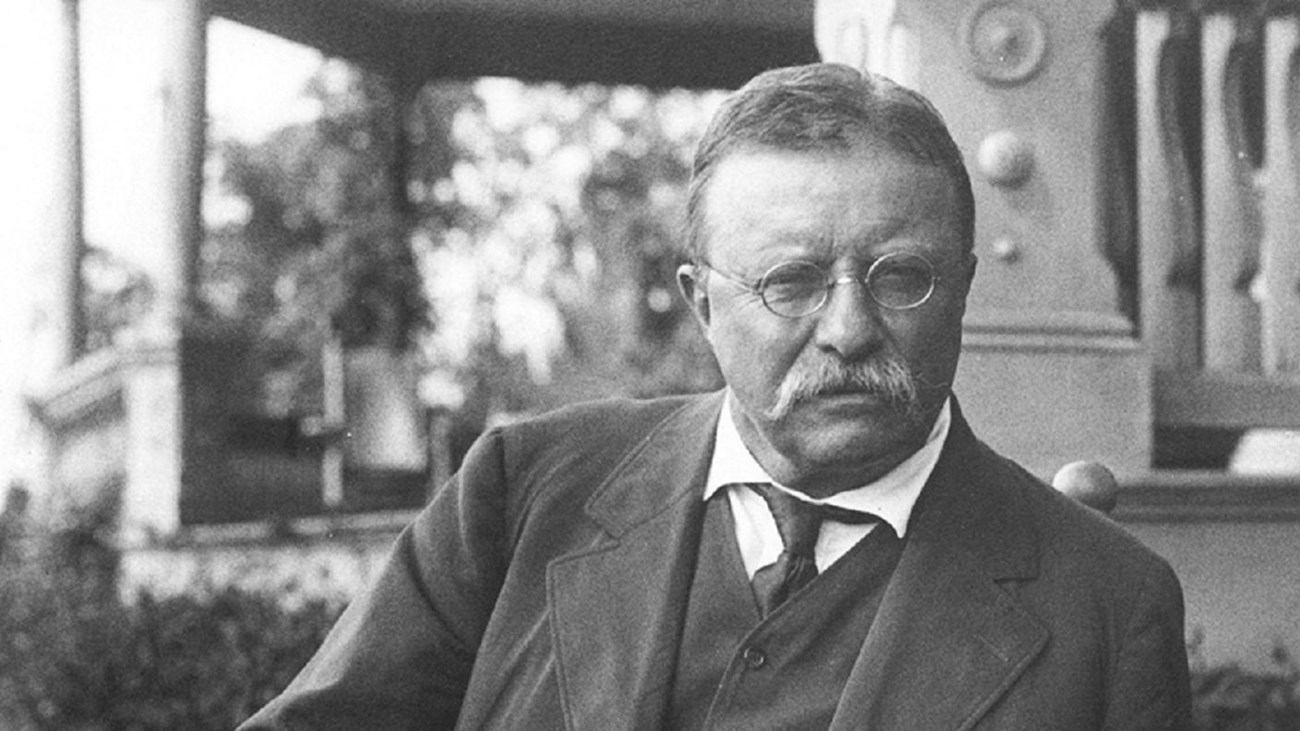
[204,63,431,416]
[80,246,154,354]
[204,63,723,424]
[414,78,724,418]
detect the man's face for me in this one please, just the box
[678,144,975,497]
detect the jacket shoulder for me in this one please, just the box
[980,440,1168,570]
[451,394,713,521]
[491,394,705,470]
[966,439,1185,638]
[503,394,701,443]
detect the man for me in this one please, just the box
[243,63,1191,730]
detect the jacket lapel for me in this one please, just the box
[547,393,722,731]
[832,406,1049,731]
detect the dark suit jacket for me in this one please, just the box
[241,391,1191,730]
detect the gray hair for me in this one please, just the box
[684,63,975,261]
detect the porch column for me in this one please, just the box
[27,0,87,524]
[118,0,208,544]
[158,0,207,321]
[50,0,86,368]
[815,0,1152,479]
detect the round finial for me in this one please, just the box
[978,130,1035,187]
[1052,461,1119,514]
[990,235,1022,262]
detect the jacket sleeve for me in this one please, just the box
[238,429,513,731]
[1102,558,1193,731]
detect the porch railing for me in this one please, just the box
[1134,0,1300,435]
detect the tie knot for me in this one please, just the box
[744,482,878,557]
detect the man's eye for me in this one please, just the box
[761,264,824,303]
[764,281,821,304]
[871,265,930,290]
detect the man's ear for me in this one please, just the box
[676,263,710,327]
[955,254,978,316]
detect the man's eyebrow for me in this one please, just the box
[743,217,927,260]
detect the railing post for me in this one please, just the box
[1200,0,1265,373]
[1261,1,1300,374]
[1136,0,1203,370]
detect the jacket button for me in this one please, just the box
[742,647,767,669]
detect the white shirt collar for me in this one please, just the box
[702,392,951,539]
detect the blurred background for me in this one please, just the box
[1,0,1298,728]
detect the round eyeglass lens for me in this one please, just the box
[758,261,828,317]
[867,252,936,309]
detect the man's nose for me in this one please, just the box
[813,277,886,359]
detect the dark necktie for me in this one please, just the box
[746,482,880,616]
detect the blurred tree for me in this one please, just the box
[204,62,431,417]
[202,63,722,429]
[80,245,153,354]
[416,79,724,422]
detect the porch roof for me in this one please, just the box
[209,0,818,89]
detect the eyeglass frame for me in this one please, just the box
[694,251,950,319]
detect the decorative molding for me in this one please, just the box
[26,336,181,428]
[963,309,1139,353]
[1155,369,1300,429]
[960,0,1050,85]
[27,348,125,426]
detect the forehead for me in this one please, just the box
[700,144,963,263]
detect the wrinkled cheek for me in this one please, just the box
[720,356,785,412]
[710,328,794,411]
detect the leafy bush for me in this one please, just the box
[1191,641,1300,731]
[0,562,342,731]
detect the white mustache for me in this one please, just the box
[765,357,920,421]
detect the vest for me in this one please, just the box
[667,493,905,730]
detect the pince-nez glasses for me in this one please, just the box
[699,251,941,319]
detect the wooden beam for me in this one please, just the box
[1155,369,1300,429]
[209,0,816,89]
[1115,470,1300,523]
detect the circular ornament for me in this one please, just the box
[960,0,1049,85]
